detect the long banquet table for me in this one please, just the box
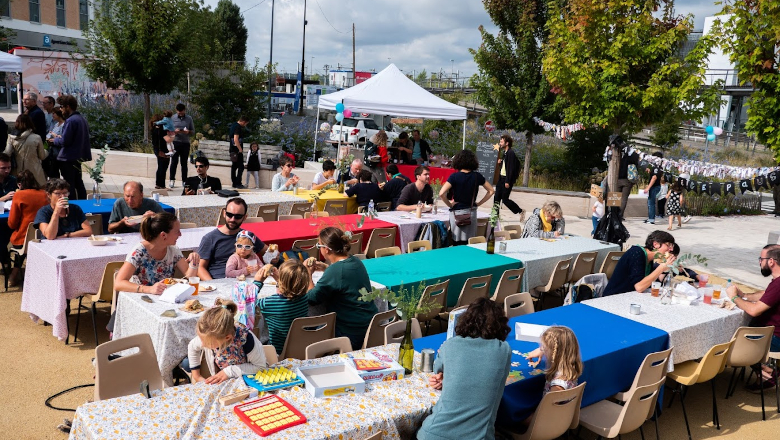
[396,164,455,184]
[284,189,359,215]
[20,227,211,341]
[376,209,491,254]
[160,192,303,227]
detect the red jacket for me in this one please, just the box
[8,189,48,246]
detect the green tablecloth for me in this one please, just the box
[363,246,523,307]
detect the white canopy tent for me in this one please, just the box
[315,64,469,157]
[0,52,24,114]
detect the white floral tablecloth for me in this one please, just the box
[468,236,620,292]
[70,345,436,440]
[20,227,211,342]
[583,292,750,368]
[114,277,388,386]
[377,209,491,253]
[161,192,303,227]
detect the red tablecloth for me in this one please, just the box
[242,214,400,253]
[396,164,456,184]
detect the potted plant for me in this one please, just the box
[82,145,109,205]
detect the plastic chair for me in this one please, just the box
[415,280,449,334]
[290,202,313,216]
[243,216,265,224]
[503,224,523,238]
[504,292,535,319]
[599,251,625,279]
[323,199,347,216]
[347,232,364,256]
[263,345,279,365]
[407,240,431,253]
[362,309,401,349]
[150,189,168,197]
[74,261,124,346]
[94,333,163,401]
[6,222,39,290]
[513,382,586,440]
[179,222,197,229]
[532,257,572,310]
[305,337,353,360]
[292,238,318,255]
[468,236,486,244]
[255,204,279,222]
[568,251,598,283]
[375,246,401,258]
[441,274,492,320]
[85,214,103,236]
[353,253,367,260]
[365,228,397,258]
[304,211,330,219]
[491,268,525,304]
[280,312,337,360]
[384,318,423,344]
[278,215,303,221]
[493,230,512,241]
[724,326,774,420]
[579,378,665,440]
[376,201,391,212]
[666,340,733,440]
[476,218,488,237]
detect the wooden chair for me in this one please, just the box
[305,337,353,360]
[365,228,397,258]
[503,224,523,238]
[579,379,664,440]
[304,211,329,219]
[504,292,535,319]
[492,230,512,241]
[263,345,279,365]
[511,382,586,440]
[73,261,124,346]
[323,199,348,216]
[290,202,313,217]
[94,333,163,401]
[568,251,598,283]
[292,238,318,255]
[179,222,197,229]
[85,214,103,236]
[476,218,488,237]
[468,236,486,245]
[347,232,364,256]
[375,246,401,258]
[255,204,279,222]
[532,258,572,310]
[376,201,391,212]
[280,313,337,360]
[441,274,493,320]
[491,268,525,304]
[724,326,774,420]
[150,189,169,197]
[599,251,625,279]
[87,192,116,199]
[243,216,265,224]
[278,215,302,221]
[407,240,431,253]
[384,319,423,344]
[415,280,449,334]
[363,309,401,349]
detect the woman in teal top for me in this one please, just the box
[305,227,378,349]
[418,297,512,440]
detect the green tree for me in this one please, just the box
[415,69,428,83]
[716,2,780,159]
[213,0,248,63]
[542,0,721,190]
[470,0,560,186]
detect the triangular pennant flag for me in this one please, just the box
[724,182,736,195]
[687,179,697,193]
[677,176,688,188]
[740,179,753,194]
[664,173,674,185]
[768,171,780,187]
[710,182,721,196]
[755,175,768,190]
[700,181,709,195]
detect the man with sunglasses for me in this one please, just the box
[182,157,222,195]
[197,197,267,280]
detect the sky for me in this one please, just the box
[202,0,723,80]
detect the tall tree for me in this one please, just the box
[716,1,780,159]
[213,0,248,63]
[542,0,721,190]
[81,0,210,142]
[470,0,560,186]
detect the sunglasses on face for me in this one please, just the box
[315,243,330,250]
[195,165,207,169]
[235,244,252,250]
[225,211,245,219]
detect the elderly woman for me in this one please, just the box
[7,170,48,285]
[305,226,378,350]
[271,156,300,192]
[521,201,566,238]
[34,179,92,240]
[5,113,46,187]
[114,212,200,295]
[439,149,494,245]
[417,297,511,440]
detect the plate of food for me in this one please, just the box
[87,236,111,246]
[162,278,188,285]
[126,215,144,225]
[200,284,216,292]
[181,299,206,314]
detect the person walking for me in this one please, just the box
[229,116,249,189]
[494,134,524,222]
[169,103,194,189]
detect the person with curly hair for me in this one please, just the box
[439,149,495,245]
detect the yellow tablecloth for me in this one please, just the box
[287,189,359,214]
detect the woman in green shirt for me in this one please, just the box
[305,227,378,349]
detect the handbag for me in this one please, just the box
[230,152,240,163]
[453,174,478,227]
[216,189,240,198]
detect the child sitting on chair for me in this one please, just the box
[254,260,310,355]
[225,230,261,278]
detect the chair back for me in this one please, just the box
[691,340,734,383]
[599,251,625,279]
[179,222,197,229]
[540,258,572,293]
[278,215,303,221]
[618,347,673,401]
[365,228,397,258]
[243,216,265,224]
[263,345,279,365]
[86,214,103,236]
[347,232,364,256]
[255,204,279,222]
[353,253,367,260]
[613,378,666,436]
[94,333,163,401]
[323,199,347,216]
[90,261,125,303]
[568,251,598,283]
[384,319,422,344]
[492,230,512,241]
[492,268,525,303]
[524,382,586,440]
[503,224,523,238]
[305,337,353,360]
[376,201,391,212]
[504,292,535,319]
[416,280,449,323]
[455,274,493,308]
[14,222,39,257]
[375,246,401,258]
[292,238,318,255]
[281,312,337,360]
[363,309,401,349]
[216,208,226,227]
[727,326,774,367]
[150,189,169,197]
[407,240,432,253]
[476,218,488,237]
[291,202,313,216]
[304,211,330,219]
[468,236,486,245]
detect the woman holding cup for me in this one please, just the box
[34,178,92,240]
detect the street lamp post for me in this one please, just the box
[311,56,315,76]
[297,0,308,116]
[267,0,275,119]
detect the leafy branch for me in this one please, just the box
[655,251,708,278]
[489,202,501,227]
[359,281,439,321]
[81,145,110,184]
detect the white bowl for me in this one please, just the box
[88,236,111,246]
[126,215,144,225]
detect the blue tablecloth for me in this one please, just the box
[413,303,669,424]
[363,246,523,307]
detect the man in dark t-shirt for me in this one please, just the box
[642,160,665,224]
[381,164,411,210]
[229,116,249,188]
[345,170,383,209]
[396,165,434,211]
[603,230,676,297]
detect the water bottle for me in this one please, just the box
[368,199,375,216]
[198,181,204,195]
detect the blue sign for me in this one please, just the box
[43,35,51,47]
[293,71,303,113]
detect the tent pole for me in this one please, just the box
[462,119,466,150]
[313,106,320,162]
[17,72,22,115]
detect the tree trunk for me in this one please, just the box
[522,131,533,187]
[608,130,621,196]
[143,92,151,144]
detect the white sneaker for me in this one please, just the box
[169,180,175,189]
[683,215,691,224]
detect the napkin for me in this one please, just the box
[158,283,195,304]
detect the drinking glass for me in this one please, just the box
[188,276,200,295]
[651,282,661,297]
[712,284,722,300]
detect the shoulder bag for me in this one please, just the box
[453,174,477,227]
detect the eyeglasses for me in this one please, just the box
[759,257,773,263]
[195,165,207,168]
[315,243,331,250]
[224,211,245,219]
[235,244,252,250]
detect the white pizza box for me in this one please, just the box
[158,283,195,304]
[344,351,405,383]
[295,362,366,398]
[515,323,549,343]
[446,307,469,339]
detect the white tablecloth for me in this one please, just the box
[161,192,303,227]
[20,227,211,341]
[583,292,750,367]
[114,276,388,385]
[377,209,490,253]
[469,236,620,292]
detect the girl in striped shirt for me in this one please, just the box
[255,260,310,355]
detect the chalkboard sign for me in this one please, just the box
[476,142,498,184]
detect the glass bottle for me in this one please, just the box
[398,319,415,374]
[486,226,495,254]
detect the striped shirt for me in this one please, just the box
[258,290,309,354]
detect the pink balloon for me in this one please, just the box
[343,109,352,118]
[713,127,723,136]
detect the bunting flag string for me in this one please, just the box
[532,117,584,140]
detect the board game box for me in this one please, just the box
[296,362,366,398]
[344,350,405,383]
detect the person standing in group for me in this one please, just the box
[244,142,261,189]
[4,114,46,187]
[614,147,639,220]
[642,153,664,224]
[494,134,524,222]
[666,181,684,231]
[410,129,432,165]
[155,110,176,157]
[229,116,249,189]
[22,92,47,142]
[657,174,668,220]
[151,114,170,190]
[591,194,604,236]
[52,95,91,200]
[169,103,194,189]
[439,149,495,245]
[43,96,56,131]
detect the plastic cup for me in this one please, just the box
[698,274,709,288]
[713,285,722,300]
[651,282,661,297]
[189,276,200,295]
[702,287,712,304]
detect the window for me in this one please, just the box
[29,0,40,23]
[56,0,66,27]
[79,0,89,31]
[0,0,10,18]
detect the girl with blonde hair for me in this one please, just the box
[254,259,311,354]
[526,325,583,392]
